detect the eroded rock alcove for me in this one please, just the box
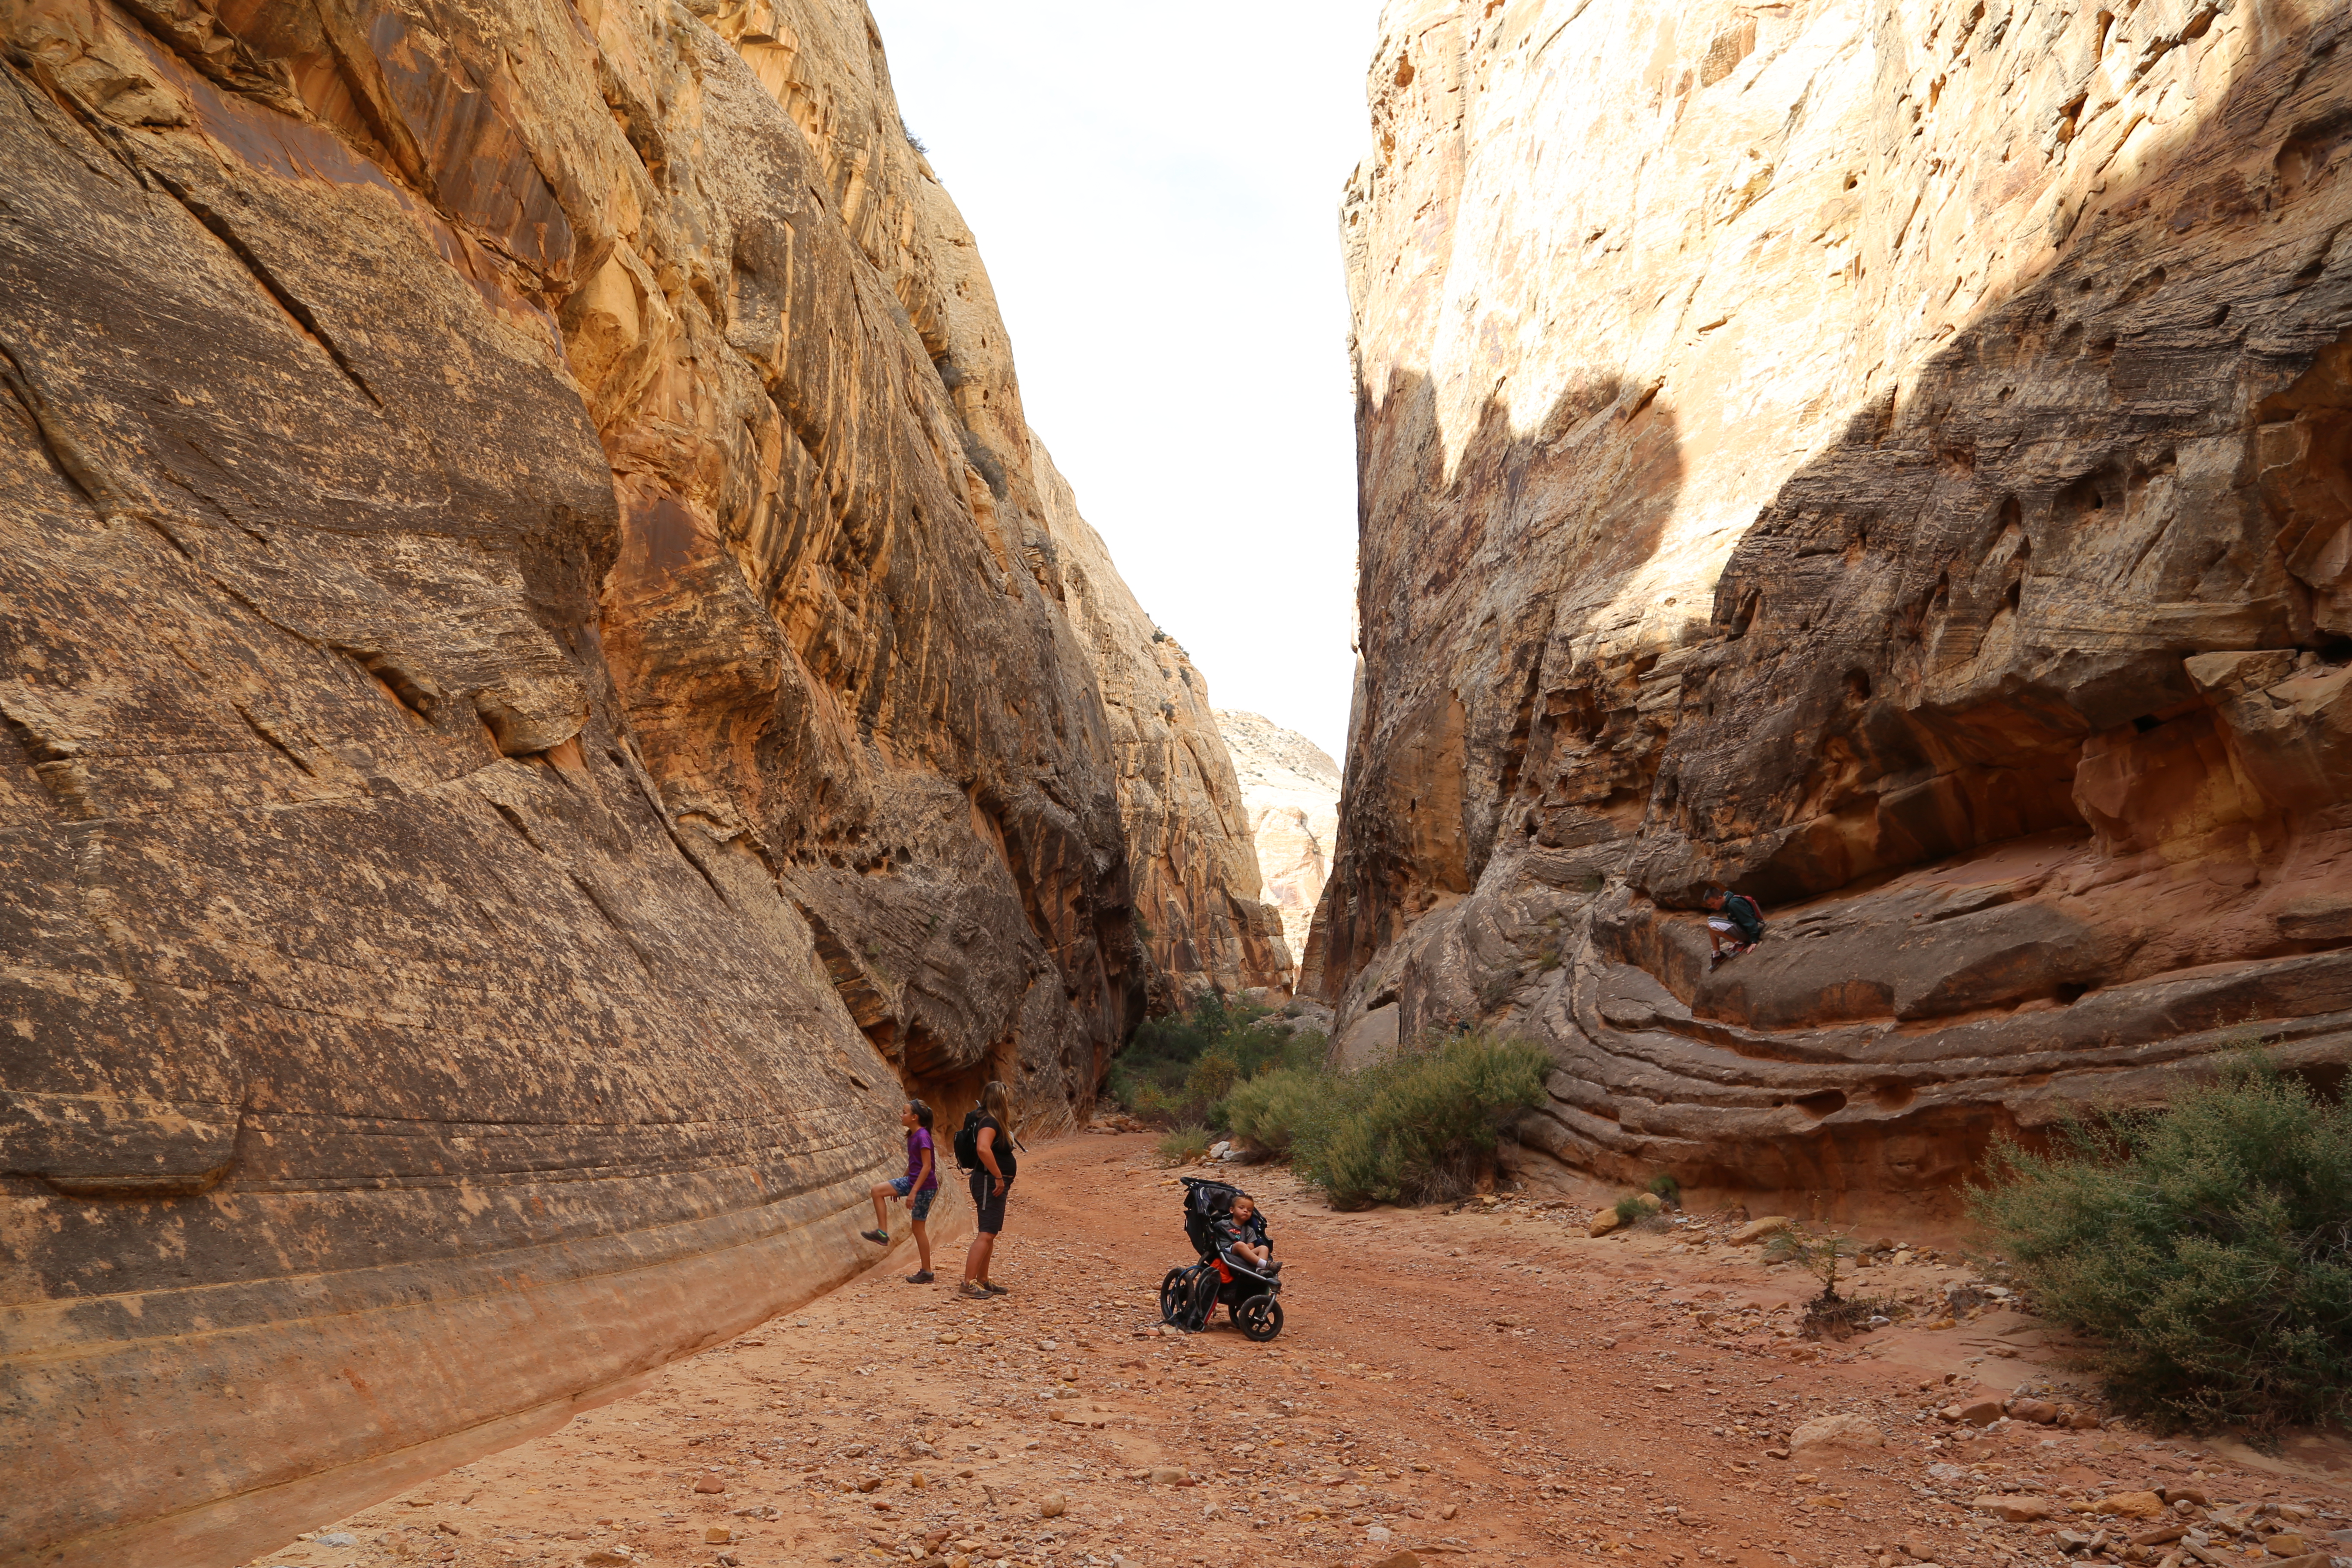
[1315,0,2352,1201]
[0,0,1279,1562]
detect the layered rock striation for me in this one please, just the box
[0,1,1262,1562]
[1320,0,2352,1197]
[1216,710,1344,968]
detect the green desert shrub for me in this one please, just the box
[1155,1124,1213,1164]
[1968,1052,2352,1437]
[1224,1066,1341,1156]
[1108,993,1321,1127]
[1289,1031,1551,1209]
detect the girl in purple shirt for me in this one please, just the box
[864,1099,940,1283]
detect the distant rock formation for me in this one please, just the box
[1216,710,1344,969]
[0,0,1265,1561]
[1035,441,1293,1001]
[1318,0,2352,1200]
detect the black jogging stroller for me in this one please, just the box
[1158,1176,1284,1341]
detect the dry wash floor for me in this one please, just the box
[248,1133,2352,1568]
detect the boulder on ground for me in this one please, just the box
[1588,1210,1622,1237]
[1973,1495,2058,1522]
[1939,1399,2003,1427]
[2096,1492,2168,1520]
[1730,1217,1792,1243]
[1789,1414,1883,1452]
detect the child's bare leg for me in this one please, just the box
[911,1216,931,1274]
[868,1181,893,1231]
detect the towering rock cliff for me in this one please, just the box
[1217,710,1344,967]
[1322,0,2352,1198]
[0,1,1261,1562]
[1029,438,1293,1000]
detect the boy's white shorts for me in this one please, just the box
[1707,916,1736,932]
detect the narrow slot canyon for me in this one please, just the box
[5,0,2352,1565]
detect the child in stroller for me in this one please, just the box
[1158,1176,1285,1341]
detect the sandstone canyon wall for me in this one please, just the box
[1030,441,1294,1000]
[1319,0,2352,1202]
[0,2,1260,1562]
[1216,709,1345,968]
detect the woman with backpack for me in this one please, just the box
[956,1081,1018,1300]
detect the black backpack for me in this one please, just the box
[953,1109,983,1171]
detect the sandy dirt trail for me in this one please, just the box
[246,1133,2352,1568]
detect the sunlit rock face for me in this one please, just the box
[1318,0,2352,1199]
[0,0,1248,1560]
[1032,440,1295,1001]
[1217,710,1344,968]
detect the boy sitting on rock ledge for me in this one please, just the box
[1705,887,1766,965]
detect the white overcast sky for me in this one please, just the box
[871,0,1383,764]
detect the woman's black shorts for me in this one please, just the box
[970,1173,1011,1234]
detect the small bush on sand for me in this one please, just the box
[1156,1124,1213,1164]
[1648,1173,1682,1207]
[1764,1229,1858,1299]
[1968,1052,2352,1438]
[1290,1032,1551,1209]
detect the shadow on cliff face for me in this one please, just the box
[1638,12,2352,916]
[1309,366,1686,998]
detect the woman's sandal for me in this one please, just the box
[980,1280,1010,1295]
[958,1280,992,1300]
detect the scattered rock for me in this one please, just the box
[1039,1493,1067,1519]
[318,1534,355,1547]
[1148,1467,1187,1485]
[692,1476,727,1495]
[2006,1398,2060,1424]
[1731,1217,1792,1244]
[582,1552,633,1566]
[703,1526,732,1544]
[2265,1537,2310,1558]
[1589,1210,1623,1237]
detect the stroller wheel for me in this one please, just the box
[1159,1268,1188,1326]
[1184,1267,1219,1332]
[1234,1293,1283,1342]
